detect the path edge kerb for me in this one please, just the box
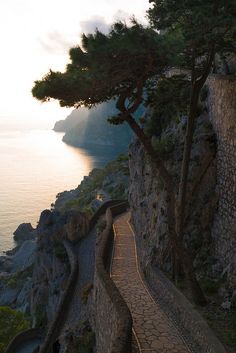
[95,201,133,353]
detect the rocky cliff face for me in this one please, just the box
[129,75,236,305]
[31,209,89,327]
[0,225,37,313]
[53,101,136,159]
[53,108,88,132]
[53,100,146,162]
[129,113,217,279]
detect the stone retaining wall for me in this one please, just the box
[166,74,236,284]
[145,265,227,353]
[94,202,133,353]
[207,75,236,286]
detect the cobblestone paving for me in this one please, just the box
[111,213,192,353]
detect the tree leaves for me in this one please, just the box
[32,22,180,112]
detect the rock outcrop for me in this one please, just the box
[62,101,134,157]
[0,239,36,312]
[53,100,145,159]
[13,223,36,243]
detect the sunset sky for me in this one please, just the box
[0,0,149,128]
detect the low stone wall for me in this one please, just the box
[94,202,132,353]
[39,240,78,353]
[5,328,43,353]
[145,265,227,353]
[89,200,126,231]
[5,201,130,353]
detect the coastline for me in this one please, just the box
[0,128,96,254]
[0,153,129,315]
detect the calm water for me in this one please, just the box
[0,127,97,254]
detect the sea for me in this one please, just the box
[0,120,104,254]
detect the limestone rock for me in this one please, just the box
[64,210,89,243]
[129,114,217,278]
[11,240,36,272]
[231,290,236,308]
[16,277,32,313]
[0,287,19,306]
[37,209,89,243]
[221,300,231,310]
[13,223,36,243]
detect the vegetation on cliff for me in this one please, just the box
[32,1,236,305]
[54,154,129,215]
[0,306,29,353]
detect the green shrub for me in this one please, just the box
[110,183,126,199]
[107,185,114,194]
[156,177,165,192]
[200,278,220,294]
[6,277,18,289]
[219,311,236,347]
[229,312,236,345]
[96,220,107,233]
[54,243,68,262]
[176,279,186,290]
[0,306,30,353]
[75,330,96,353]
[145,76,190,137]
[82,207,94,218]
[4,267,33,290]
[152,135,176,156]
[116,154,128,162]
[81,283,93,304]
[35,306,47,328]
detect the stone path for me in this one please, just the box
[13,339,42,353]
[111,213,192,353]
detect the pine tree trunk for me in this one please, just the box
[174,45,215,304]
[176,85,200,241]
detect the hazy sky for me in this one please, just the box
[0,0,149,128]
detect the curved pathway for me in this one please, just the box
[16,339,42,353]
[5,331,43,353]
[111,212,192,353]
